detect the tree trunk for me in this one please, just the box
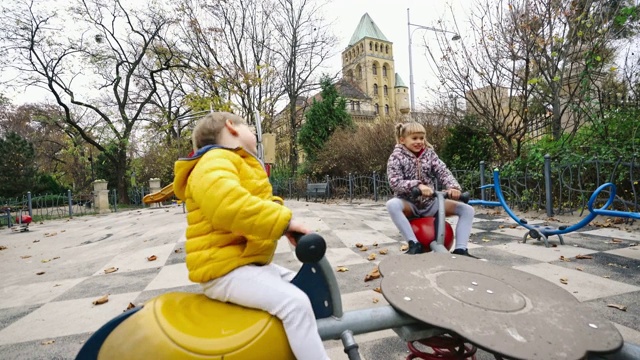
[288,99,299,173]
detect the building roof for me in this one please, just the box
[348,13,389,46]
[335,78,371,100]
[395,73,407,88]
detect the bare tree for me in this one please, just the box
[268,0,337,172]
[0,0,182,201]
[429,0,637,160]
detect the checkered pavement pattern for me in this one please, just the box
[0,201,639,359]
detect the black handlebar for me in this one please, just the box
[290,232,326,263]
[410,187,470,204]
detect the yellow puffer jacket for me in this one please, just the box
[173,146,292,283]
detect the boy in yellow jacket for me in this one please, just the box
[173,112,329,360]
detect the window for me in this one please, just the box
[382,66,387,77]
[375,43,379,51]
[385,45,389,54]
[383,85,388,96]
[369,41,372,50]
[374,103,379,114]
[350,101,355,110]
[356,101,361,110]
[373,84,378,95]
[385,104,389,114]
[372,64,377,75]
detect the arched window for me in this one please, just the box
[372,64,377,75]
[375,43,379,51]
[383,85,388,96]
[350,101,355,110]
[382,65,387,77]
[374,103,379,114]
[385,104,390,114]
[369,41,372,50]
[386,45,389,54]
[373,84,378,95]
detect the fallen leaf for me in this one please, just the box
[560,256,571,262]
[45,232,57,237]
[125,303,136,311]
[498,225,505,229]
[576,255,593,259]
[41,259,50,263]
[509,225,518,229]
[20,255,32,259]
[359,246,368,252]
[336,266,349,272]
[400,244,408,251]
[41,340,55,345]
[147,255,157,261]
[174,248,182,253]
[559,277,568,285]
[36,271,45,275]
[355,243,364,248]
[603,275,611,278]
[482,238,491,242]
[0,246,7,250]
[552,244,558,248]
[92,294,109,305]
[53,256,60,260]
[372,298,379,304]
[576,267,584,271]
[373,287,382,293]
[610,238,623,243]
[364,267,381,282]
[367,253,376,261]
[373,242,378,247]
[378,249,388,255]
[104,267,119,274]
[33,240,40,243]
[53,284,61,287]
[607,304,627,311]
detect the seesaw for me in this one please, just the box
[469,169,640,248]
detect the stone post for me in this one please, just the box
[93,180,110,214]
[149,178,162,207]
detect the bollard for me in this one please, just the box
[67,189,73,218]
[373,172,378,202]
[544,154,553,217]
[27,191,33,217]
[349,173,353,203]
[480,161,486,202]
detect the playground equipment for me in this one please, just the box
[409,189,471,253]
[142,183,175,204]
[76,234,640,359]
[469,169,640,247]
[1,207,31,232]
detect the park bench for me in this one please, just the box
[306,183,328,202]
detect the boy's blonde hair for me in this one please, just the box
[192,112,245,151]
[394,122,433,148]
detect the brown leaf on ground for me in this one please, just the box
[0,246,7,250]
[378,249,388,255]
[612,218,625,224]
[373,287,382,293]
[367,253,376,261]
[603,275,611,278]
[364,267,381,282]
[607,304,627,311]
[174,248,183,253]
[551,244,558,247]
[92,294,109,305]
[498,225,505,229]
[61,230,66,233]
[53,256,60,260]
[36,271,45,275]
[355,243,364,248]
[610,238,623,243]
[44,232,57,237]
[336,266,349,272]
[559,277,569,285]
[400,244,408,251]
[576,267,584,271]
[41,340,55,345]
[560,256,571,262]
[125,303,136,311]
[372,298,379,304]
[41,259,50,263]
[359,247,368,252]
[576,255,594,259]
[147,255,157,261]
[373,242,378,247]
[509,225,518,229]
[104,267,118,274]
[20,255,31,259]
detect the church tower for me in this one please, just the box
[341,13,410,118]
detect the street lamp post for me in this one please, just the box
[407,8,461,112]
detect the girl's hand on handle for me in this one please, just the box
[447,188,461,200]
[285,220,311,247]
[418,184,433,197]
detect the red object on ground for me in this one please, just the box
[410,217,454,251]
[16,214,32,225]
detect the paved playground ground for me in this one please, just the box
[0,200,639,359]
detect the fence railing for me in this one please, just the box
[271,154,640,217]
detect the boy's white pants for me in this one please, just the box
[202,263,330,360]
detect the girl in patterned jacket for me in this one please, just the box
[173,112,329,360]
[386,121,475,256]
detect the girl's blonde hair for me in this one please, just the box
[395,122,432,146]
[191,112,245,151]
